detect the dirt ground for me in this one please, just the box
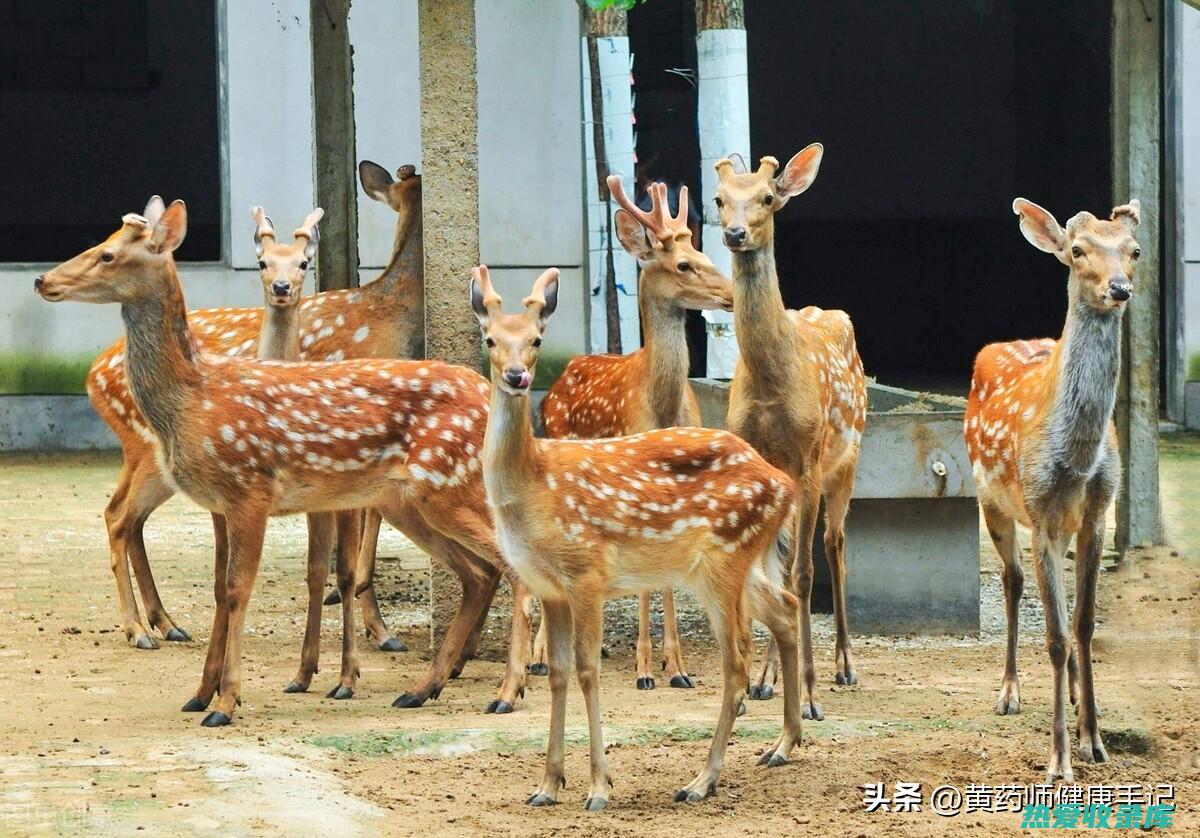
[0,439,1197,836]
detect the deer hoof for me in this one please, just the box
[584,796,608,811]
[134,635,159,650]
[673,788,710,804]
[528,662,549,676]
[200,711,231,727]
[801,701,823,721]
[323,589,341,606]
[836,670,858,686]
[527,793,557,807]
[282,680,308,694]
[181,697,209,712]
[737,701,747,717]
[326,685,354,700]
[392,692,426,709]
[377,637,407,653]
[486,699,514,714]
[757,752,788,768]
[164,627,191,642]
[636,677,655,690]
[669,674,695,689]
[748,683,773,701]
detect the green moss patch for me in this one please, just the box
[0,352,94,395]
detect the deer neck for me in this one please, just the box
[1044,287,1123,477]
[375,201,424,298]
[731,242,801,389]
[482,376,541,509]
[120,261,201,447]
[257,302,301,361]
[639,293,690,427]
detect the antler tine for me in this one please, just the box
[293,208,324,240]
[523,267,560,308]
[671,184,689,230]
[606,174,668,240]
[251,206,276,240]
[472,265,503,312]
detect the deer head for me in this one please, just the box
[1013,198,1141,312]
[360,160,422,216]
[606,176,732,312]
[713,143,823,252]
[251,206,322,309]
[470,265,559,395]
[35,197,188,304]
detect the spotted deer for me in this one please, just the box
[472,265,801,810]
[37,198,539,724]
[86,161,420,652]
[965,198,1140,782]
[536,176,733,691]
[714,145,867,719]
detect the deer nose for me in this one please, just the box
[723,226,747,247]
[271,280,291,297]
[503,368,531,390]
[34,275,45,291]
[1108,280,1132,302]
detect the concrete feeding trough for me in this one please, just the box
[690,379,980,635]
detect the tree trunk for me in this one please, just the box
[696,0,744,31]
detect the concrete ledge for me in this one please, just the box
[0,395,118,452]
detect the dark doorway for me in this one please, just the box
[0,0,221,262]
[746,0,1112,391]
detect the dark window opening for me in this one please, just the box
[0,0,221,262]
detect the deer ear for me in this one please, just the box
[775,144,823,199]
[148,200,187,254]
[727,152,749,175]
[359,160,394,203]
[143,196,166,228]
[1013,198,1067,262]
[470,278,490,323]
[614,209,654,260]
[541,276,559,321]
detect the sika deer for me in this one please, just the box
[472,265,801,809]
[966,198,1140,782]
[37,198,534,724]
[537,176,733,691]
[87,161,419,652]
[714,146,867,718]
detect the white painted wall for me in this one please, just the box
[1184,3,1199,375]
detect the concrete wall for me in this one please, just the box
[0,0,587,410]
[1183,3,1200,381]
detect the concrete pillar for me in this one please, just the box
[310,0,359,291]
[418,0,482,652]
[1111,0,1163,550]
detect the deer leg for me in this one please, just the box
[528,597,573,807]
[635,592,655,689]
[572,595,612,811]
[452,577,495,677]
[823,460,857,686]
[529,611,549,676]
[748,566,803,766]
[102,459,156,649]
[201,509,268,727]
[675,581,749,804]
[983,503,1022,715]
[1073,507,1108,765]
[1032,527,1073,782]
[490,575,533,713]
[792,473,823,719]
[661,588,693,688]
[327,509,362,699]
[182,513,230,713]
[124,459,188,643]
[355,509,405,652]
[284,512,334,694]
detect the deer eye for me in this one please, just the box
[299,260,308,270]
[676,261,691,273]
[485,337,495,348]
[532,337,543,348]
[763,194,774,206]
[1131,247,1141,260]
[1071,245,1084,259]
[257,260,267,270]
[100,251,115,263]
[713,196,724,209]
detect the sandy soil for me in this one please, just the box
[0,448,1196,836]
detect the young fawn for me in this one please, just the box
[86,161,419,652]
[966,198,1141,782]
[36,198,532,724]
[472,265,802,810]
[714,146,867,718]
[538,176,734,691]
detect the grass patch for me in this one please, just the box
[1104,727,1154,756]
[0,352,94,395]
[1188,352,1200,382]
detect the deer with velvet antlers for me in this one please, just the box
[472,264,802,810]
[36,198,539,724]
[537,176,733,691]
[966,197,1141,783]
[86,161,420,654]
[714,146,867,719]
